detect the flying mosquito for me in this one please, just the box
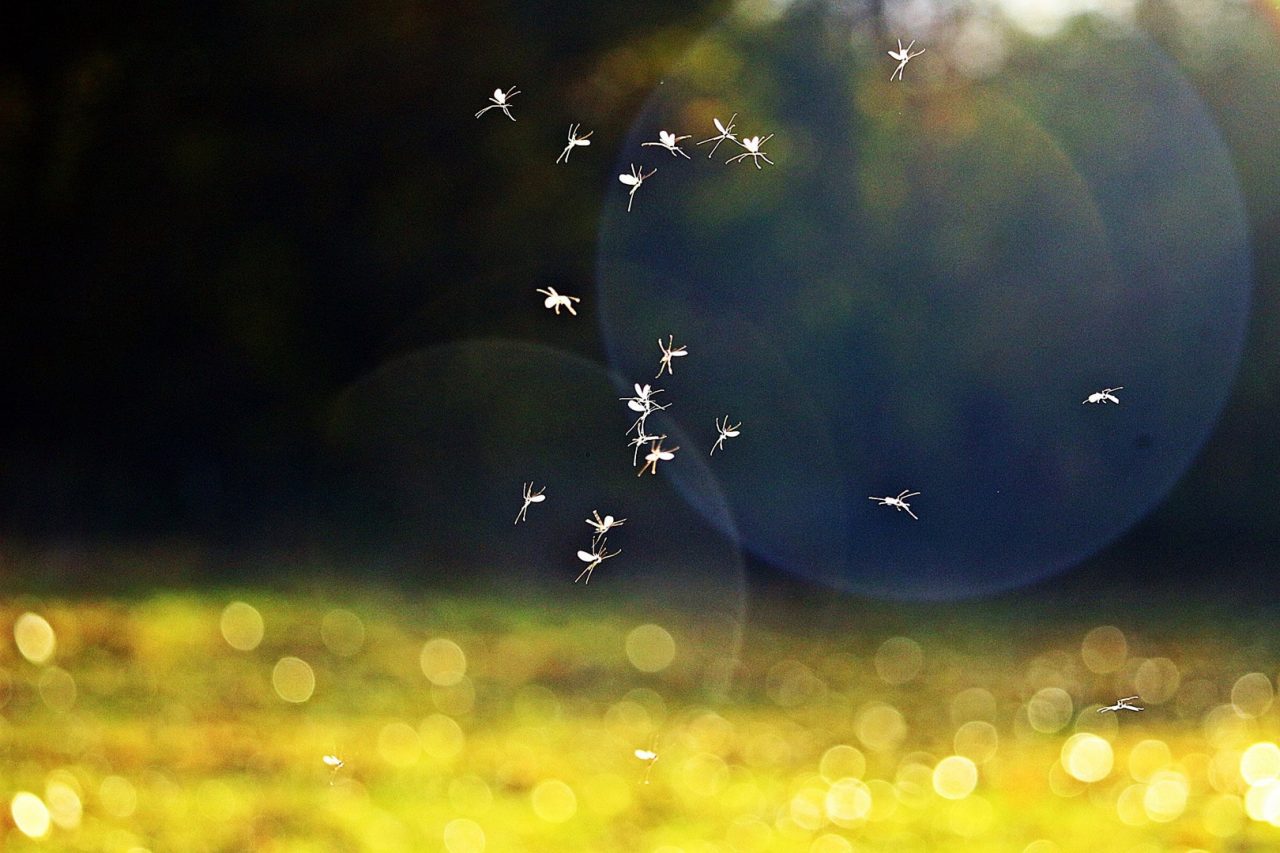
[710,416,741,456]
[515,482,546,524]
[1083,387,1123,404]
[556,123,593,164]
[656,335,688,378]
[536,286,581,316]
[697,113,739,158]
[1098,696,1144,713]
[725,134,774,170]
[638,436,678,476]
[619,164,656,212]
[474,86,520,120]
[576,539,620,584]
[585,510,626,545]
[888,39,926,81]
[869,489,920,520]
[642,130,692,158]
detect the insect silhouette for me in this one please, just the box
[1083,387,1124,404]
[474,86,520,120]
[1098,696,1143,713]
[576,539,620,584]
[710,416,742,456]
[726,135,774,169]
[638,436,679,476]
[619,164,657,212]
[869,490,920,520]
[556,123,593,163]
[697,113,739,158]
[515,482,546,524]
[642,130,692,158]
[536,287,581,316]
[888,39,926,81]
[656,335,688,378]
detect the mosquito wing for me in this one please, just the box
[619,173,639,186]
[528,494,546,503]
[323,755,343,767]
[635,749,657,760]
[577,550,598,563]
[543,295,559,308]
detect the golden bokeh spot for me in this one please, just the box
[865,779,899,821]
[219,602,264,651]
[727,815,773,850]
[678,752,730,798]
[947,794,993,837]
[1232,673,1274,718]
[442,817,486,853]
[1240,742,1280,786]
[530,779,577,823]
[954,720,999,763]
[420,713,465,760]
[1143,771,1188,822]
[766,660,827,707]
[378,721,422,767]
[789,784,828,831]
[433,676,476,716]
[1203,793,1245,837]
[824,777,872,825]
[582,773,631,817]
[11,791,51,838]
[933,755,979,799]
[810,833,854,853]
[1115,783,1148,826]
[1134,657,1180,704]
[15,612,57,664]
[420,638,467,686]
[895,759,935,808]
[1080,625,1127,674]
[1062,733,1113,782]
[625,623,676,672]
[1048,759,1087,797]
[1127,739,1172,782]
[1209,748,1244,794]
[819,744,867,782]
[44,779,82,831]
[271,656,315,703]
[950,687,998,726]
[320,608,365,657]
[1027,687,1073,734]
[874,636,923,685]
[856,702,907,752]
[688,711,733,753]
[1205,703,1255,750]
[1023,841,1061,853]
[38,666,77,712]
[449,775,493,814]
[99,775,137,818]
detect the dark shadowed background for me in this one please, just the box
[1,0,1278,601]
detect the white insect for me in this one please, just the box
[656,334,688,378]
[475,86,520,120]
[536,286,581,316]
[888,39,926,81]
[696,113,739,158]
[710,416,742,456]
[619,164,657,213]
[725,134,774,170]
[621,383,669,436]
[556,123,593,164]
[1098,696,1144,713]
[514,481,546,524]
[576,538,620,584]
[586,510,626,545]
[869,489,920,520]
[634,742,659,784]
[1083,386,1124,404]
[638,436,679,477]
[628,429,665,466]
[642,130,692,158]
[322,754,345,784]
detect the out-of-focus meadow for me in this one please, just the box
[4,559,1280,852]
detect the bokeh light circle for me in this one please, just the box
[596,9,1250,600]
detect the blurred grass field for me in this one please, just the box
[3,554,1280,852]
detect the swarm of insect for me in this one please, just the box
[475,86,520,120]
[619,164,656,212]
